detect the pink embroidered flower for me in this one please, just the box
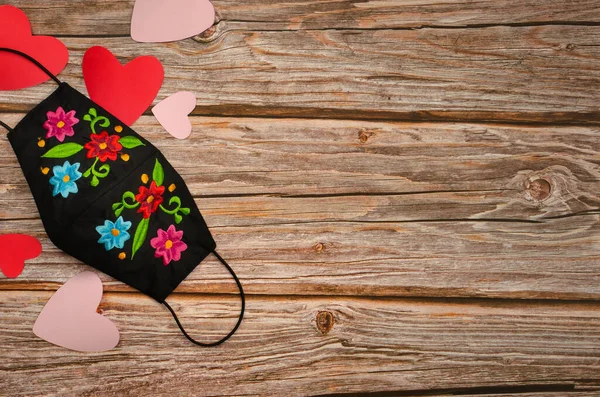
[150,225,187,265]
[43,106,79,142]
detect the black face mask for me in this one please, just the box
[0,48,244,347]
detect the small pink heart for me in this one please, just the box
[33,271,120,352]
[131,0,215,43]
[152,91,196,139]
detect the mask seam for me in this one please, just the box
[65,146,160,231]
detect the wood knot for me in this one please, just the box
[316,311,334,334]
[193,12,222,43]
[314,242,325,253]
[358,129,374,144]
[526,178,551,201]
[195,25,219,42]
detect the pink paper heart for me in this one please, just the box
[33,271,119,352]
[131,0,215,43]
[152,91,196,139]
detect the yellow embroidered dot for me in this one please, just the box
[141,173,149,184]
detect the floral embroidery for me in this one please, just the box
[151,225,188,265]
[43,106,79,142]
[49,161,82,197]
[135,181,165,218]
[96,216,132,250]
[41,107,145,187]
[84,131,123,162]
[112,159,190,260]
[82,107,109,134]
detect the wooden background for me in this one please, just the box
[1,0,600,395]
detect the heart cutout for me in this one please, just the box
[131,0,215,43]
[0,234,42,278]
[82,46,164,126]
[0,5,69,90]
[33,271,120,352]
[152,91,197,139]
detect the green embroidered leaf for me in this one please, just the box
[89,108,97,117]
[90,175,99,187]
[119,136,145,149]
[180,207,191,215]
[152,159,164,186]
[41,143,84,158]
[131,217,149,259]
[113,202,124,217]
[83,114,92,122]
[174,214,182,224]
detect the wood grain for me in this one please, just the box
[1,1,599,395]
[1,26,600,123]
[8,0,600,35]
[1,215,598,299]
[0,116,598,299]
[1,291,599,396]
[2,115,599,201]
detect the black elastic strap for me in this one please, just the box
[163,250,245,346]
[0,47,63,132]
[0,47,62,85]
[0,120,13,132]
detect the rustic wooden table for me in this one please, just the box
[1,1,599,396]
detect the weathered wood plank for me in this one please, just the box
[452,392,599,397]
[9,0,600,36]
[1,26,599,122]
[2,115,599,204]
[1,291,599,396]
[1,215,597,299]
[1,116,598,299]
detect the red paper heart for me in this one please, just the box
[0,234,42,278]
[82,46,164,126]
[0,5,68,90]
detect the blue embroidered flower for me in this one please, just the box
[96,216,132,251]
[49,161,82,198]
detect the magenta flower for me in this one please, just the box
[150,225,188,265]
[43,106,79,142]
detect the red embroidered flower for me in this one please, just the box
[84,131,123,162]
[135,181,165,218]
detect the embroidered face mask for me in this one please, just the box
[0,48,244,347]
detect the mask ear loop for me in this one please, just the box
[0,47,63,132]
[162,250,246,346]
[0,120,13,133]
[0,47,62,85]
